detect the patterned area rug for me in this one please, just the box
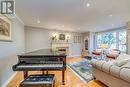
[68,59,93,82]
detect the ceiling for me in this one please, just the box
[15,0,130,32]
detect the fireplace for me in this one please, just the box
[56,47,69,55]
[51,43,71,56]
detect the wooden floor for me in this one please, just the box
[7,57,107,87]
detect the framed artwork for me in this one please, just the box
[0,17,12,41]
[59,34,65,40]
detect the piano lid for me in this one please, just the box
[19,49,66,56]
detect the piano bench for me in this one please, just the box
[19,74,55,87]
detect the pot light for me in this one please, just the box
[78,28,80,30]
[86,3,90,7]
[112,24,114,26]
[62,25,64,27]
[109,14,113,17]
[37,20,40,23]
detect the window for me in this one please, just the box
[95,29,127,52]
[119,30,127,52]
[96,34,102,48]
[102,32,116,49]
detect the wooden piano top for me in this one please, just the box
[18,49,66,57]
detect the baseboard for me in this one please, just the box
[2,72,17,87]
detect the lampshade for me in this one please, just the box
[66,34,70,39]
[100,44,109,49]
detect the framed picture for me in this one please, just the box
[59,34,65,40]
[0,17,12,41]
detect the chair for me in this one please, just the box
[106,49,121,59]
[92,48,102,59]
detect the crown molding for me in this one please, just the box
[15,14,25,25]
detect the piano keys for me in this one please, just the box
[16,63,63,69]
[12,49,66,85]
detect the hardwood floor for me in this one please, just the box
[7,57,107,87]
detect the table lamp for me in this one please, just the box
[100,44,109,59]
[100,44,109,49]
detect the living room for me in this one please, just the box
[0,0,130,87]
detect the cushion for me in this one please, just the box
[95,61,106,70]
[92,49,102,55]
[107,54,118,59]
[110,65,121,77]
[92,52,101,55]
[91,59,98,67]
[102,61,114,73]
[111,50,119,55]
[121,62,130,69]
[116,53,130,60]
[96,49,102,52]
[120,62,130,82]
[114,59,129,67]
[120,68,130,83]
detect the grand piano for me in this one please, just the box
[12,49,66,85]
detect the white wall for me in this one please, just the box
[89,32,94,52]
[71,43,82,56]
[25,26,82,56]
[0,17,25,87]
[127,22,130,54]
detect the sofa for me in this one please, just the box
[92,53,130,87]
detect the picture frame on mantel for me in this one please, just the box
[0,17,12,41]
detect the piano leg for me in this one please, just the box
[23,71,28,79]
[62,70,65,85]
[42,71,44,74]
[46,71,48,74]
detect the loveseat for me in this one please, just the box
[92,53,130,87]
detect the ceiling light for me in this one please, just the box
[112,24,114,26]
[78,28,80,30]
[86,3,90,7]
[37,20,40,23]
[62,25,64,27]
[109,14,113,17]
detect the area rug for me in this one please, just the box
[68,59,93,82]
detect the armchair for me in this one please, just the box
[106,49,121,59]
[92,48,102,59]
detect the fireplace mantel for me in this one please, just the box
[51,42,72,56]
[51,42,72,44]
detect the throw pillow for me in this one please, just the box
[114,59,129,67]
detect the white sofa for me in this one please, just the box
[92,53,130,87]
